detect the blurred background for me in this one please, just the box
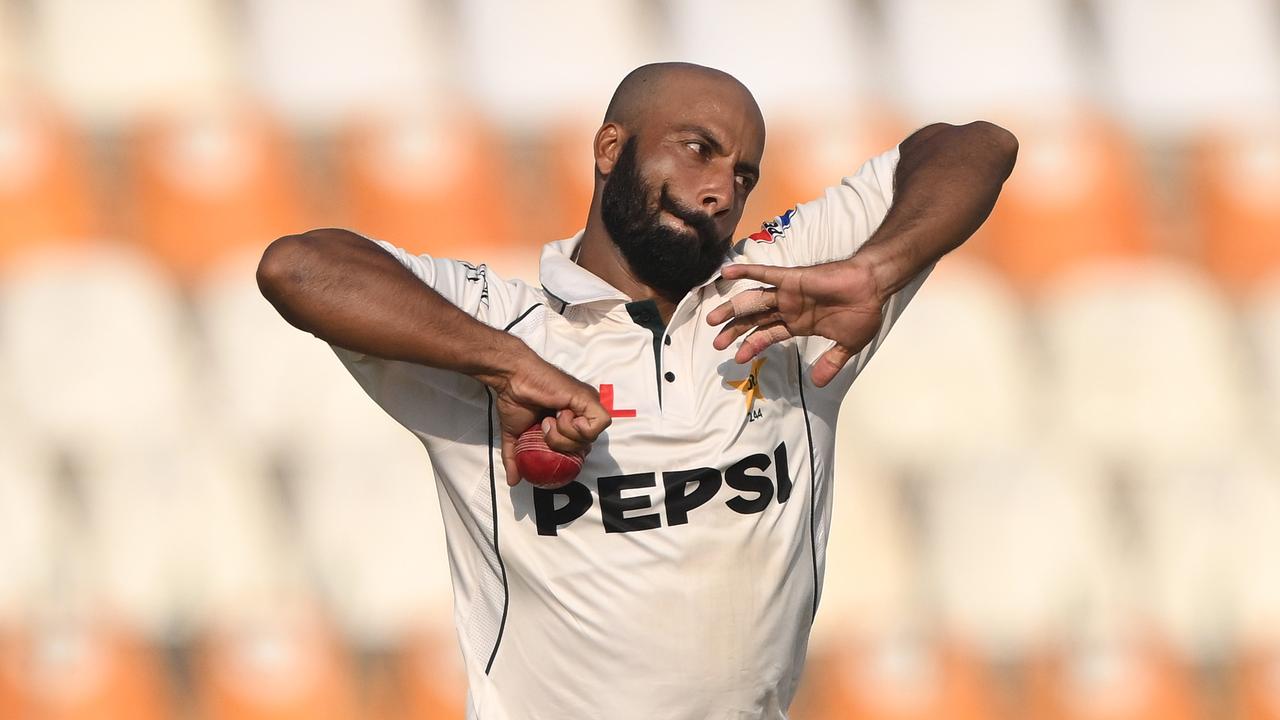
[0,0,1278,718]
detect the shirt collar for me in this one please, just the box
[539,231,747,309]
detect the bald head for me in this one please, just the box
[603,62,762,135]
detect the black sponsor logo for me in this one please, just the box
[532,443,793,536]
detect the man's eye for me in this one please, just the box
[685,141,705,154]
[736,174,755,190]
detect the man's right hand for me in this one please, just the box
[485,354,611,488]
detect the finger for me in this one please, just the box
[712,309,785,351]
[707,287,776,325]
[555,408,588,444]
[811,344,854,388]
[567,389,612,439]
[572,416,600,448]
[719,263,786,286]
[541,416,590,456]
[735,323,793,363]
[706,286,776,326]
[501,433,521,487]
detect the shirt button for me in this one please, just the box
[664,371,675,382]
[664,336,671,346]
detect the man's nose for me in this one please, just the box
[699,166,735,216]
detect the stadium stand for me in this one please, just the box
[241,0,443,128]
[977,116,1155,292]
[1037,258,1250,463]
[124,106,307,284]
[1092,0,1280,138]
[1026,635,1201,720]
[0,100,97,267]
[29,0,234,126]
[880,0,1082,123]
[1191,126,1280,293]
[335,112,524,264]
[0,620,173,720]
[195,608,360,720]
[841,258,1037,469]
[0,244,192,452]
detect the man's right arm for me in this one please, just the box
[256,228,610,485]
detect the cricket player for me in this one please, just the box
[258,62,1017,719]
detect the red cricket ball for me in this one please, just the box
[514,423,585,489]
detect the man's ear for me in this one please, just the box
[594,123,623,177]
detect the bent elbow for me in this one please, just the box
[969,120,1019,170]
[257,233,308,301]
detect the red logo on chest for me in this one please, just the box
[599,384,636,418]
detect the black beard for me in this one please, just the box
[600,137,731,301]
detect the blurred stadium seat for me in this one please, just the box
[881,0,1082,122]
[30,0,234,125]
[242,0,442,127]
[663,0,873,118]
[1027,636,1200,720]
[125,106,307,284]
[0,620,172,720]
[290,395,453,649]
[977,116,1154,292]
[453,0,656,129]
[0,100,98,267]
[921,444,1115,657]
[1191,126,1280,294]
[80,439,283,637]
[1236,647,1280,720]
[1093,0,1280,138]
[1132,447,1280,655]
[0,430,61,625]
[1249,274,1280,442]
[1037,258,1249,463]
[336,112,522,262]
[0,2,19,90]
[813,437,916,644]
[841,258,1037,469]
[394,624,469,720]
[195,249,367,456]
[0,244,192,453]
[196,609,359,720]
[801,634,997,720]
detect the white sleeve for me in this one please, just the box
[747,146,935,397]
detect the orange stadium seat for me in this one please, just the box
[1237,647,1280,720]
[0,100,97,269]
[740,115,905,237]
[195,611,359,720]
[799,637,997,720]
[1026,637,1200,720]
[1190,126,1280,294]
[336,112,521,263]
[125,106,307,284]
[542,117,597,241]
[394,624,468,720]
[0,622,171,720]
[977,116,1154,293]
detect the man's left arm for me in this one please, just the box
[708,121,1018,387]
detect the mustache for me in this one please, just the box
[658,185,721,242]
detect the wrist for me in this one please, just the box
[842,251,893,307]
[471,331,535,391]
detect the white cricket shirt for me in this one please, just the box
[332,146,932,719]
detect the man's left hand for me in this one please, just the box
[707,258,885,388]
